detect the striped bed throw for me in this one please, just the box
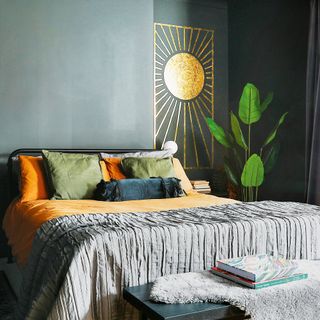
[16,201,320,319]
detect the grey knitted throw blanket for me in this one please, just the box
[17,201,320,319]
[150,260,320,320]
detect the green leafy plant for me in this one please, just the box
[206,83,288,201]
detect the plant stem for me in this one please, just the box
[248,123,251,201]
[256,148,263,201]
[248,125,251,156]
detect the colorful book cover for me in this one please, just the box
[211,267,308,289]
[217,255,299,282]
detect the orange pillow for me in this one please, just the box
[172,158,193,194]
[103,158,126,180]
[19,155,48,202]
[99,160,111,181]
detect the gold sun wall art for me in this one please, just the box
[154,23,214,169]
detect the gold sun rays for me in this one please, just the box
[154,23,214,169]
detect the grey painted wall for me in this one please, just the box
[0,0,153,254]
[0,0,153,159]
[229,0,309,201]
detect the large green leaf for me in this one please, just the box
[238,83,261,124]
[224,161,239,186]
[260,92,274,113]
[206,117,231,148]
[241,154,264,187]
[263,142,280,174]
[230,111,248,150]
[262,112,288,147]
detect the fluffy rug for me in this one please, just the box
[150,260,320,320]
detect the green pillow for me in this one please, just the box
[42,150,102,200]
[121,157,176,179]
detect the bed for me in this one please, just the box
[3,148,320,320]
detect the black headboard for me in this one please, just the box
[7,148,153,203]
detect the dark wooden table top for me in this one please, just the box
[123,283,249,320]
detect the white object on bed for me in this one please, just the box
[150,260,320,320]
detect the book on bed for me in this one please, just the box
[216,254,299,282]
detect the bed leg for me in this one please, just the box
[140,313,148,320]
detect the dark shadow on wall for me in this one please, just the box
[228,0,310,201]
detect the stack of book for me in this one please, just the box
[191,180,211,194]
[211,254,308,289]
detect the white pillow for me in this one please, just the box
[100,150,174,159]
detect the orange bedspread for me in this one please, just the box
[3,193,237,265]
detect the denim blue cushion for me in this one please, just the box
[94,178,184,201]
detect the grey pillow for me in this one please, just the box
[100,150,174,159]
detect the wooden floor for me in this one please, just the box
[0,271,16,320]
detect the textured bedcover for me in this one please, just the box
[17,201,320,319]
[4,192,235,265]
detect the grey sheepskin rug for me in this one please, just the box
[150,260,320,320]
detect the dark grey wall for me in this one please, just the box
[154,0,229,181]
[229,0,309,201]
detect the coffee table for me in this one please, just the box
[123,283,249,320]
